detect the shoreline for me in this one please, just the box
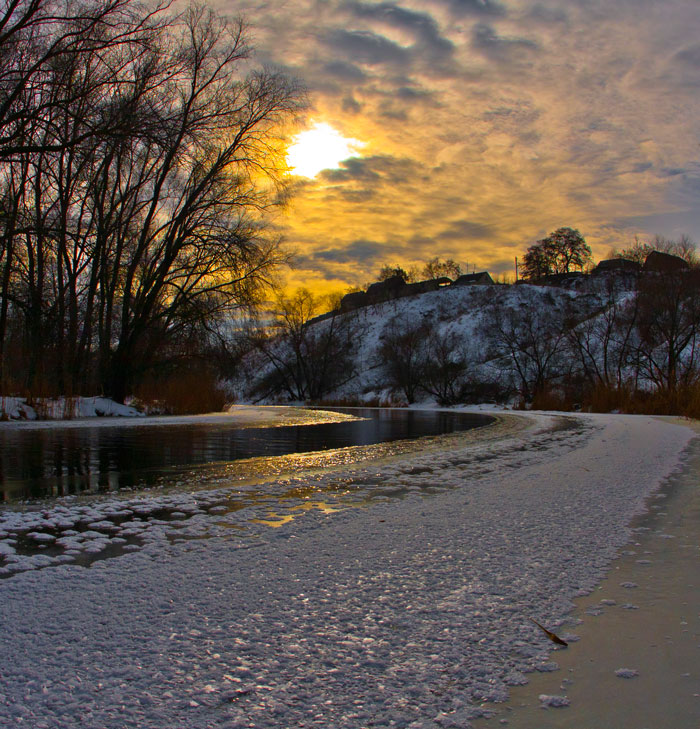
[476,417,700,727]
[0,411,696,727]
[0,403,361,431]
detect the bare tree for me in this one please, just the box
[0,1,304,400]
[611,234,698,266]
[0,0,168,160]
[377,313,430,403]
[377,263,418,283]
[635,269,700,391]
[421,328,473,405]
[250,288,359,401]
[421,256,461,281]
[567,277,641,392]
[484,295,573,401]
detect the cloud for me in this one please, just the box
[472,23,538,60]
[342,1,454,59]
[443,0,505,17]
[675,43,700,67]
[616,209,700,242]
[322,60,368,82]
[527,4,568,23]
[396,85,433,100]
[314,238,399,264]
[437,219,495,240]
[318,155,421,184]
[222,0,700,285]
[322,28,409,65]
[342,95,363,113]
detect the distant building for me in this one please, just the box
[593,258,642,274]
[643,250,690,273]
[337,271,492,314]
[365,275,407,302]
[339,290,368,312]
[452,272,494,286]
[535,271,585,288]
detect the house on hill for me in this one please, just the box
[338,270,494,314]
[593,258,642,274]
[339,290,368,312]
[643,250,690,273]
[365,275,406,302]
[453,272,494,286]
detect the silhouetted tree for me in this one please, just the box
[377,264,417,283]
[484,294,574,400]
[567,276,641,391]
[521,227,592,279]
[421,257,461,280]
[611,234,698,266]
[0,1,303,400]
[635,268,700,391]
[421,329,473,405]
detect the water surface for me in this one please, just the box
[0,408,493,502]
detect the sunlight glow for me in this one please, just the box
[287,122,364,178]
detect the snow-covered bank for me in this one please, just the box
[0,396,142,421]
[0,412,695,728]
[0,403,357,430]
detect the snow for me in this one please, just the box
[0,401,356,429]
[237,282,604,404]
[0,410,694,728]
[0,395,142,421]
[538,694,571,708]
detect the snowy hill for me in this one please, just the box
[234,277,632,407]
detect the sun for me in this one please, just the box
[287,122,364,178]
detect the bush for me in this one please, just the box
[133,366,227,415]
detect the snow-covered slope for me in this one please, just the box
[236,280,609,405]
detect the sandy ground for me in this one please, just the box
[0,409,697,728]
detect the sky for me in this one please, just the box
[217,0,700,293]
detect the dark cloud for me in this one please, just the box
[527,4,568,23]
[444,0,505,17]
[322,60,368,81]
[342,2,454,59]
[323,28,409,65]
[319,155,421,184]
[616,209,700,243]
[661,167,687,177]
[675,44,700,67]
[342,95,363,113]
[322,158,381,182]
[314,239,395,264]
[472,23,539,59]
[378,103,409,120]
[396,85,433,100]
[437,219,494,240]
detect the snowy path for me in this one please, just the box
[0,412,694,728]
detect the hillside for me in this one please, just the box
[234,272,667,409]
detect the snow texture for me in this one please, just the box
[0,396,141,421]
[0,411,693,728]
[237,281,613,404]
[538,694,571,708]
